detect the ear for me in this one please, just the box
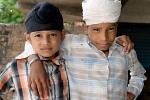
[82,23,88,35]
[61,30,66,41]
[25,33,31,43]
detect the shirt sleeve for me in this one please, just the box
[0,62,14,95]
[127,49,147,99]
[15,41,36,59]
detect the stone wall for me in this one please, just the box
[0,24,26,99]
[0,24,26,69]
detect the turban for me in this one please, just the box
[25,2,63,34]
[82,0,122,25]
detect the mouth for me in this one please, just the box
[41,48,52,51]
[100,43,110,47]
[97,43,111,50]
[101,43,108,46]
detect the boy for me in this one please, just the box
[17,0,137,100]
[0,2,69,100]
[67,0,146,99]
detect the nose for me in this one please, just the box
[42,37,50,45]
[100,30,108,41]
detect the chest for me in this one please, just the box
[67,46,129,81]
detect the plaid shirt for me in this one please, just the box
[0,52,69,100]
[16,34,146,100]
[62,34,146,100]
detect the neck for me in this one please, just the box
[43,52,59,60]
[102,50,109,57]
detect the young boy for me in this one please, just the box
[16,0,139,100]
[0,2,69,100]
[62,1,146,99]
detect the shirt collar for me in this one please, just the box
[86,36,101,52]
[38,50,65,66]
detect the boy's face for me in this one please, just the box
[26,30,64,58]
[84,23,117,51]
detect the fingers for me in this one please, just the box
[28,77,50,99]
[117,35,134,53]
[123,36,129,52]
[36,80,44,99]
[127,92,135,100]
[28,77,32,91]
[28,77,39,97]
[115,37,124,46]
[41,77,50,98]
[124,36,134,53]
[30,80,39,98]
[46,76,51,89]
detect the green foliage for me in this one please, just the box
[0,0,24,24]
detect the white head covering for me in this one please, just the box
[82,0,122,25]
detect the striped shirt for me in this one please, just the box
[16,34,146,100]
[0,52,69,100]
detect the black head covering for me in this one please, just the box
[25,2,63,34]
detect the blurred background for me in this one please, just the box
[0,0,150,99]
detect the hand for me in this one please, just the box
[127,92,135,100]
[28,59,50,99]
[116,35,134,53]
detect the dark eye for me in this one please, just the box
[93,28,100,32]
[50,33,57,36]
[35,34,41,37]
[108,27,115,31]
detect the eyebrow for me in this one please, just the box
[92,24,117,28]
[110,24,117,26]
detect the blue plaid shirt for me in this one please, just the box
[62,34,146,100]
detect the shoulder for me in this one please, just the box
[4,58,27,71]
[111,42,136,57]
[0,59,17,74]
[63,34,87,48]
[65,34,86,40]
[114,43,137,59]
[66,34,87,43]
[111,42,125,53]
[6,59,17,68]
